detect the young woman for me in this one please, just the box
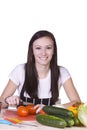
[0,30,81,113]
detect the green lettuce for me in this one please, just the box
[78,103,87,127]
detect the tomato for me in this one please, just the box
[17,106,29,117]
[26,104,37,115]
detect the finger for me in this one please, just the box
[36,107,42,114]
[34,104,39,109]
[16,98,20,105]
[6,98,12,104]
[35,105,45,114]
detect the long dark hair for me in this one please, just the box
[23,30,60,103]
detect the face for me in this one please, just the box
[33,37,54,67]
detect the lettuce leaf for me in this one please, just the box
[78,103,87,127]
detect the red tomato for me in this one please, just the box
[26,104,37,115]
[17,106,29,117]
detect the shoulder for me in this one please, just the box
[14,63,25,69]
[9,63,26,76]
[12,63,25,72]
[59,66,70,74]
[59,66,71,85]
[8,63,26,86]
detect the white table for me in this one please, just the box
[0,122,87,130]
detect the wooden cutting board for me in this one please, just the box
[4,109,36,121]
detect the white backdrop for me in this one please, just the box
[0,0,87,103]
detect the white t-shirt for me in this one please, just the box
[9,64,71,99]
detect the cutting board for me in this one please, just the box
[3,109,36,121]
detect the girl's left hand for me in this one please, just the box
[34,104,45,114]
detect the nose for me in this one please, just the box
[42,48,46,55]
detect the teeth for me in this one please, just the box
[40,57,47,60]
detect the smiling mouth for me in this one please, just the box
[39,57,48,60]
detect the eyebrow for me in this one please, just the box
[34,44,53,47]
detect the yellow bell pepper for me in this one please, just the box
[68,102,83,117]
[68,106,78,117]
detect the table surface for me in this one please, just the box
[0,108,87,130]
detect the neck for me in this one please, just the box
[36,64,50,78]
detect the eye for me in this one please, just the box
[35,47,41,50]
[46,46,53,49]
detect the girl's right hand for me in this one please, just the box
[5,95,20,106]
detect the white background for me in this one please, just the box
[0,0,87,103]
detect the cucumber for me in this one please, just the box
[55,114,74,127]
[43,106,74,118]
[36,114,67,128]
[73,117,80,126]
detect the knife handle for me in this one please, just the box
[17,100,25,108]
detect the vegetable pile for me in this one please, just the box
[36,105,81,128]
[17,102,87,128]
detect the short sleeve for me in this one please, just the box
[9,64,25,86]
[59,66,71,87]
